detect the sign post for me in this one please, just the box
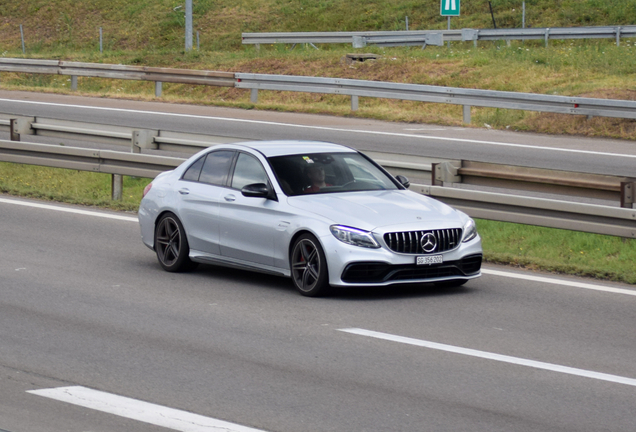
[441,0,460,47]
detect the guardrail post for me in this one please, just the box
[352,36,366,48]
[10,119,20,141]
[463,105,471,124]
[155,82,162,97]
[9,117,34,140]
[132,130,158,153]
[351,95,359,111]
[250,88,258,104]
[111,174,123,200]
[71,76,78,91]
[545,28,550,47]
[621,182,635,208]
[616,27,621,47]
[432,161,461,186]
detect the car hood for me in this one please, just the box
[287,190,464,232]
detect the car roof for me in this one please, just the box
[228,140,358,157]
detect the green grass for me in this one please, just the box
[0,162,147,212]
[1,162,634,285]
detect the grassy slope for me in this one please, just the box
[3,1,636,137]
[0,1,635,283]
[3,0,636,51]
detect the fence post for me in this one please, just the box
[522,1,526,29]
[185,0,193,51]
[99,27,103,53]
[20,24,25,53]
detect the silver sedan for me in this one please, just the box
[138,141,482,296]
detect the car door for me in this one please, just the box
[218,152,280,267]
[177,150,235,255]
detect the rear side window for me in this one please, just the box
[182,156,205,182]
[198,150,235,186]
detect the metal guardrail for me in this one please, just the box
[242,25,636,48]
[235,73,636,121]
[433,161,636,208]
[1,137,634,238]
[0,114,247,153]
[413,184,636,239]
[1,115,634,207]
[0,139,182,178]
[0,58,234,96]
[3,58,636,123]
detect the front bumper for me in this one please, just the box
[341,254,482,284]
[321,232,483,287]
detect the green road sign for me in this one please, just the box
[441,0,460,16]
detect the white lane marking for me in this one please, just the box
[2,196,633,297]
[0,197,138,222]
[481,268,636,297]
[339,328,636,387]
[28,386,268,432]
[1,98,634,159]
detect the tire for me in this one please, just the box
[154,213,198,272]
[290,233,330,297]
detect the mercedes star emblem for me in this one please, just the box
[420,232,437,253]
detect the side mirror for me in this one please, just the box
[241,183,277,200]
[396,175,410,189]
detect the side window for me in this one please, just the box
[231,153,269,190]
[182,156,205,182]
[199,150,235,186]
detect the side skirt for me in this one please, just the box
[189,250,291,278]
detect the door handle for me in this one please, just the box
[178,188,190,195]
[224,194,236,202]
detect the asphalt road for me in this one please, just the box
[1,196,636,432]
[1,90,636,177]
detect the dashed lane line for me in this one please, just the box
[28,386,268,432]
[339,328,636,387]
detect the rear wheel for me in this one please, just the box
[155,213,197,272]
[290,234,330,297]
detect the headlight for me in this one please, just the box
[330,225,380,249]
[462,219,478,243]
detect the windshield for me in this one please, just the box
[268,152,400,196]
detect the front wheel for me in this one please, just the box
[155,213,198,272]
[290,233,330,297]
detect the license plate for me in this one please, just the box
[417,255,443,265]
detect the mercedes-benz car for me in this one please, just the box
[138,141,482,296]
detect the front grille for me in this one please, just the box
[341,254,482,284]
[384,228,462,254]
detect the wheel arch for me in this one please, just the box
[288,229,322,261]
